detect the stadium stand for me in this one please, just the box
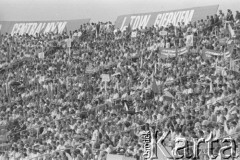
[0,7,240,160]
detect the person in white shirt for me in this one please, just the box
[14,149,21,160]
[56,140,66,151]
[213,123,221,140]
[224,120,237,135]
[19,153,28,160]
[91,127,99,149]
[0,152,5,160]
[8,148,15,160]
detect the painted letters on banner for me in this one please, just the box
[0,19,90,35]
[160,47,188,57]
[115,5,219,31]
[204,49,230,58]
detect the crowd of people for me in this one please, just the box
[0,8,239,160]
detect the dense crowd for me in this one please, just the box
[0,8,239,160]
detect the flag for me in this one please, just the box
[224,51,231,59]
[57,81,61,96]
[96,23,100,38]
[233,59,240,72]
[115,80,119,91]
[119,42,125,52]
[38,52,44,59]
[175,46,178,57]
[0,31,2,45]
[163,90,174,101]
[5,82,8,97]
[7,43,12,62]
[152,76,159,94]
[47,83,51,99]
[202,48,208,60]
[154,62,157,74]
[186,35,193,47]
[148,51,153,60]
[56,25,59,34]
[160,64,163,77]
[66,77,69,90]
[227,23,236,38]
[234,63,239,72]
[124,102,129,111]
[215,58,218,70]
[86,64,95,74]
[104,81,107,92]
[16,68,21,81]
[209,80,213,93]
[230,58,234,70]
[174,26,178,37]
[65,26,68,35]
[140,77,147,89]
[50,83,53,99]
[131,31,137,38]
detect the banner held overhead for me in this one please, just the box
[115,5,219,31]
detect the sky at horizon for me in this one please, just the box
[0,0,239,23]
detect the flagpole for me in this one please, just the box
[105,81,107,92]
[154,62,157,74]
[0,30,2,45]
[37,81,40,113]
[6,77,9,104]
[68,47,71,60]
[176,45,178,59]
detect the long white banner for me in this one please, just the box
[0,19,90,35]
[115,5,219,31]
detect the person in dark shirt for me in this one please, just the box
[213,14,220,26]
[210,16,215,31]
[235,11,240,21]
[226,9,234,22]
[96,22,100,36]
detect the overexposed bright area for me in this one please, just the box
[0,0,239,22]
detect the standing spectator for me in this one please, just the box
[226,9,234,22]
[235,11,240,22]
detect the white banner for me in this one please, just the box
[101,74,110,82]
[66,38,72,48]
[226,22,236,38]
[107,154,136,160]
[131,31,137,38]
[38,52,44,59]
[186,35,193,47]
[160,31,168,36]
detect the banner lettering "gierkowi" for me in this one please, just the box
[0,19,90,35]
[115,5,219,31]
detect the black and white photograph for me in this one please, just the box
[0,0,240,159]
